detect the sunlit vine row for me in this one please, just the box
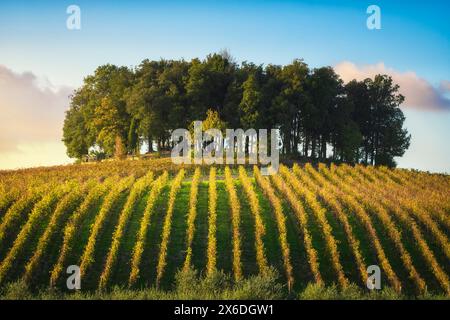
[308,165,402,292]
[155,169,185,286]
[363,166,450,261]
[206,167,218,276]
[50,178,114,287]
[379,166,449,206]
[129,171,169,286]
[224,166,243,281]
[0,188,19,219]
[385,168,450,230]
[24,181,86,283]
[304,164,368,286]
[238,166,269,274]
[290,164,349,288]
[0,186,48,244]
[0,183,69,285]
[182,168,201,273]
[319,165,427,293]
[79,176,135,278]
[99,172,154,289]
[350,165,450,293]
[254,166,294,290]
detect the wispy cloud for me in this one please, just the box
[0,65,73,169]
[334,61,450,111]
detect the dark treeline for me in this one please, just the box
[63,52,410,167]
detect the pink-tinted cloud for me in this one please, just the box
[439,80,450,93]
[0,65,73,153]
[334,61,450,111]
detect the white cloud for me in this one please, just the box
[334,61,450,111]
[0,65,74,169]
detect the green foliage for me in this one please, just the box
[298,283,408,300]
[127,117,139,155]
[346,75,410,166]
[0,267,285,300]
[173,266,285,300]
[62,105,89,159]
[2,276,448,300]
[202,109,227,132]
[63,54,410,167]
[240,73,262,128]
[0,279,32,300]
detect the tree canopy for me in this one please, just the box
[63,53,410,167]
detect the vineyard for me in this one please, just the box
[0,159,449,299]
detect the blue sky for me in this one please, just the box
[0,0,449,172]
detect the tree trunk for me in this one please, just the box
[311,138,317,159]
[114,135,126,160]
[304,135,309,157]
[332,140,337,160]
[321,136,327,160]
[148,136,153,152]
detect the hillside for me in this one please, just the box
[0,159,449,299]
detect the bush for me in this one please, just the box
[1,280,32,300]
[227,268,285,300]
[1,275,447,300]
[173,266,284,300]
[298,283,407,300]
[299,283,341,300]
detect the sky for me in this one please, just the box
[0,0,449,172]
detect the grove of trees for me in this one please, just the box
[63,52,410,167]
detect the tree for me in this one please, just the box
[239,72,262,129]
[186,54,235,119]
[126,59,162,151]
[306,67,343,159]
[366,75,410,166]
[62,104,89,159]
[274,60,309,154]
[330,96,362,162]
[94,97,129,157]
[114,135,127,159]
[128,117,139,155]
[345,79,372,163]
[63,53,411,167]
[202,109,226,132]
[189,109,227,158]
